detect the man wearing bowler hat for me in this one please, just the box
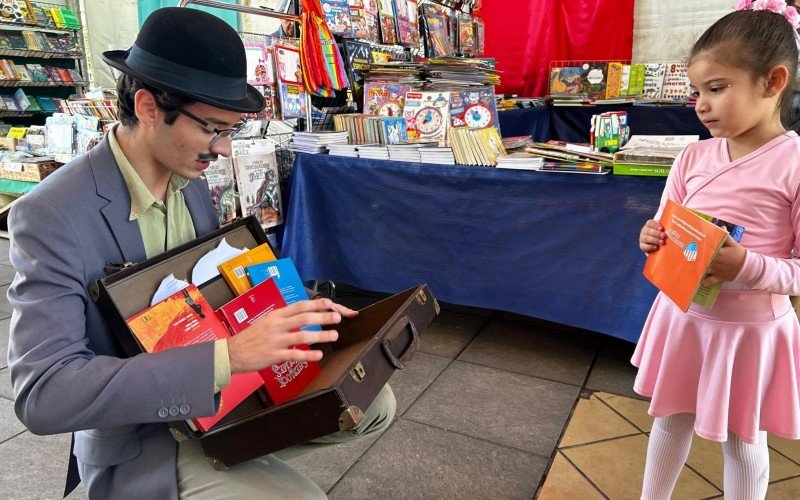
[6,7,395,499]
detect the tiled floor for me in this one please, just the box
[0,238,799,498]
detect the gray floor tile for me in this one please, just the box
[329,419,546,499]
[405,361,579,457]
[0,263,15,287]
[388,352,450,416]
[0,316,9,369]
[0,367,12,400]
[0,284,10,317]
[0,397,25,442]
[418,311,488,359]
[458,319,601,386]
[586,336,646,399]
[285,432,380,493]
[0,431,88,499]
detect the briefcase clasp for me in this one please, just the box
[349,362,366,383]
[339,406,365,431]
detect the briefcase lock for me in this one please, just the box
[415,289,427,305]
[339,406,365,431]
[349,362,367,383]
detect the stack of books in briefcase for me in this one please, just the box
[92,216,439,470]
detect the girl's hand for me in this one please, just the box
[640,219,665,253]
[701,235,747,286]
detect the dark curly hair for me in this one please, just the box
[115,73,196,128]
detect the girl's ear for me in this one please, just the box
[765,64,790,97]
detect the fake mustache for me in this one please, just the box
[198,153,219,162]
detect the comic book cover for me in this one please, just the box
[449,87,498,130]
[377,0,398,44]
[244,43,274,86]
[320,0,352,36]
[421,3,453,57]
[457,13,475,55]
[274,44,307,119]
[359,0,380,43]
[363,82,410,117]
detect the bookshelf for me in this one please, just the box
[0,0,87,124]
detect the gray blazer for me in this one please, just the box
[7,136,220,499]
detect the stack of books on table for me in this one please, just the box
[612,135,699,177]
[326,143,361,157]
[419,147,455,165]
[538,162,610,175]
[357,145,389,160]
[495,153,544,171]
[387,140,438,163]
[288,131,349,154]
[524,141,614,165]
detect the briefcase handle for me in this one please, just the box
[381,315,418,370]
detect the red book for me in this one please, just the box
[216,278,321,405]
[126,284,264,432]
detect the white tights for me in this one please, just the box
[641,413,770,500]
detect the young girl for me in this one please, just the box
[636,1,800,498]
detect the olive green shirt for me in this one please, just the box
[108,124,231,393]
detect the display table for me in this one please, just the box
[498,104,712,142]
[281,153,667,343]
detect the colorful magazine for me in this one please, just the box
[320,0,352,35]
[377,0,398,44]
[403,91,451,146]
[274,44,308,119]
[363,82,410,117]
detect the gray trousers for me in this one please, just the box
[177,384,396,499]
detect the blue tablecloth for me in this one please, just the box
[282,153,667,342]
[498,105,712,143]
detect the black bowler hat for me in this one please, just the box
[102,7,265,113]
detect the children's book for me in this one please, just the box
[605,62,624,99]
[626,64,646,96]
[643,64,666,100]
[688,209,745,308]
[126,285,265,431]
[246,258,322,332]
[643,199,731,312]
[377,0,398,44]
[274,43,308,119]
[360,0,381,43]
[216,278,321,405]
[218,243,278,296]
[457,12,475,55]
[320,0,352,35]
[363,82,410,117]
[403,90,451,146]
[244,43,274,86]
[421,3,453,57]
[660,63,690,101]
[449,87,498,130]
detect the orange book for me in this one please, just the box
[217,243,278,296]
[126,285,264,431]
[642,199,728,312]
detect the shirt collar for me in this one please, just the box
[107,123,190,221]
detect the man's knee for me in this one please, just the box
[357,384,396,437]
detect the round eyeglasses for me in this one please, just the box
[177,108,246,146]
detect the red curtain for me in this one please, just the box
[479,0,635,97]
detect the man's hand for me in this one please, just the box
[701,235,746,286]
[227,298,355,374]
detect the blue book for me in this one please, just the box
[246,258,321,331]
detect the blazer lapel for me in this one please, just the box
[184,180,215,236]
[89,137,147,264]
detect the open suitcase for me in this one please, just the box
[92,217,439,469]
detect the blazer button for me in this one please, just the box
[179,403,191,415]
[158,407,169,418]
[169,405,180,417]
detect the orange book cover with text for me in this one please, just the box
[218,243,278,296]
[642,199,728,312]
[126,285,264,432]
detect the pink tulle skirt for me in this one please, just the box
[632,290,800,444]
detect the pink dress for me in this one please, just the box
[633,131,800,444]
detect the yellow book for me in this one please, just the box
[605,62,623,99]
[217,243,277,295]
[49,8,65,28]
[7,127,27,139]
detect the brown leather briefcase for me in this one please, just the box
[92,216,439,469]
